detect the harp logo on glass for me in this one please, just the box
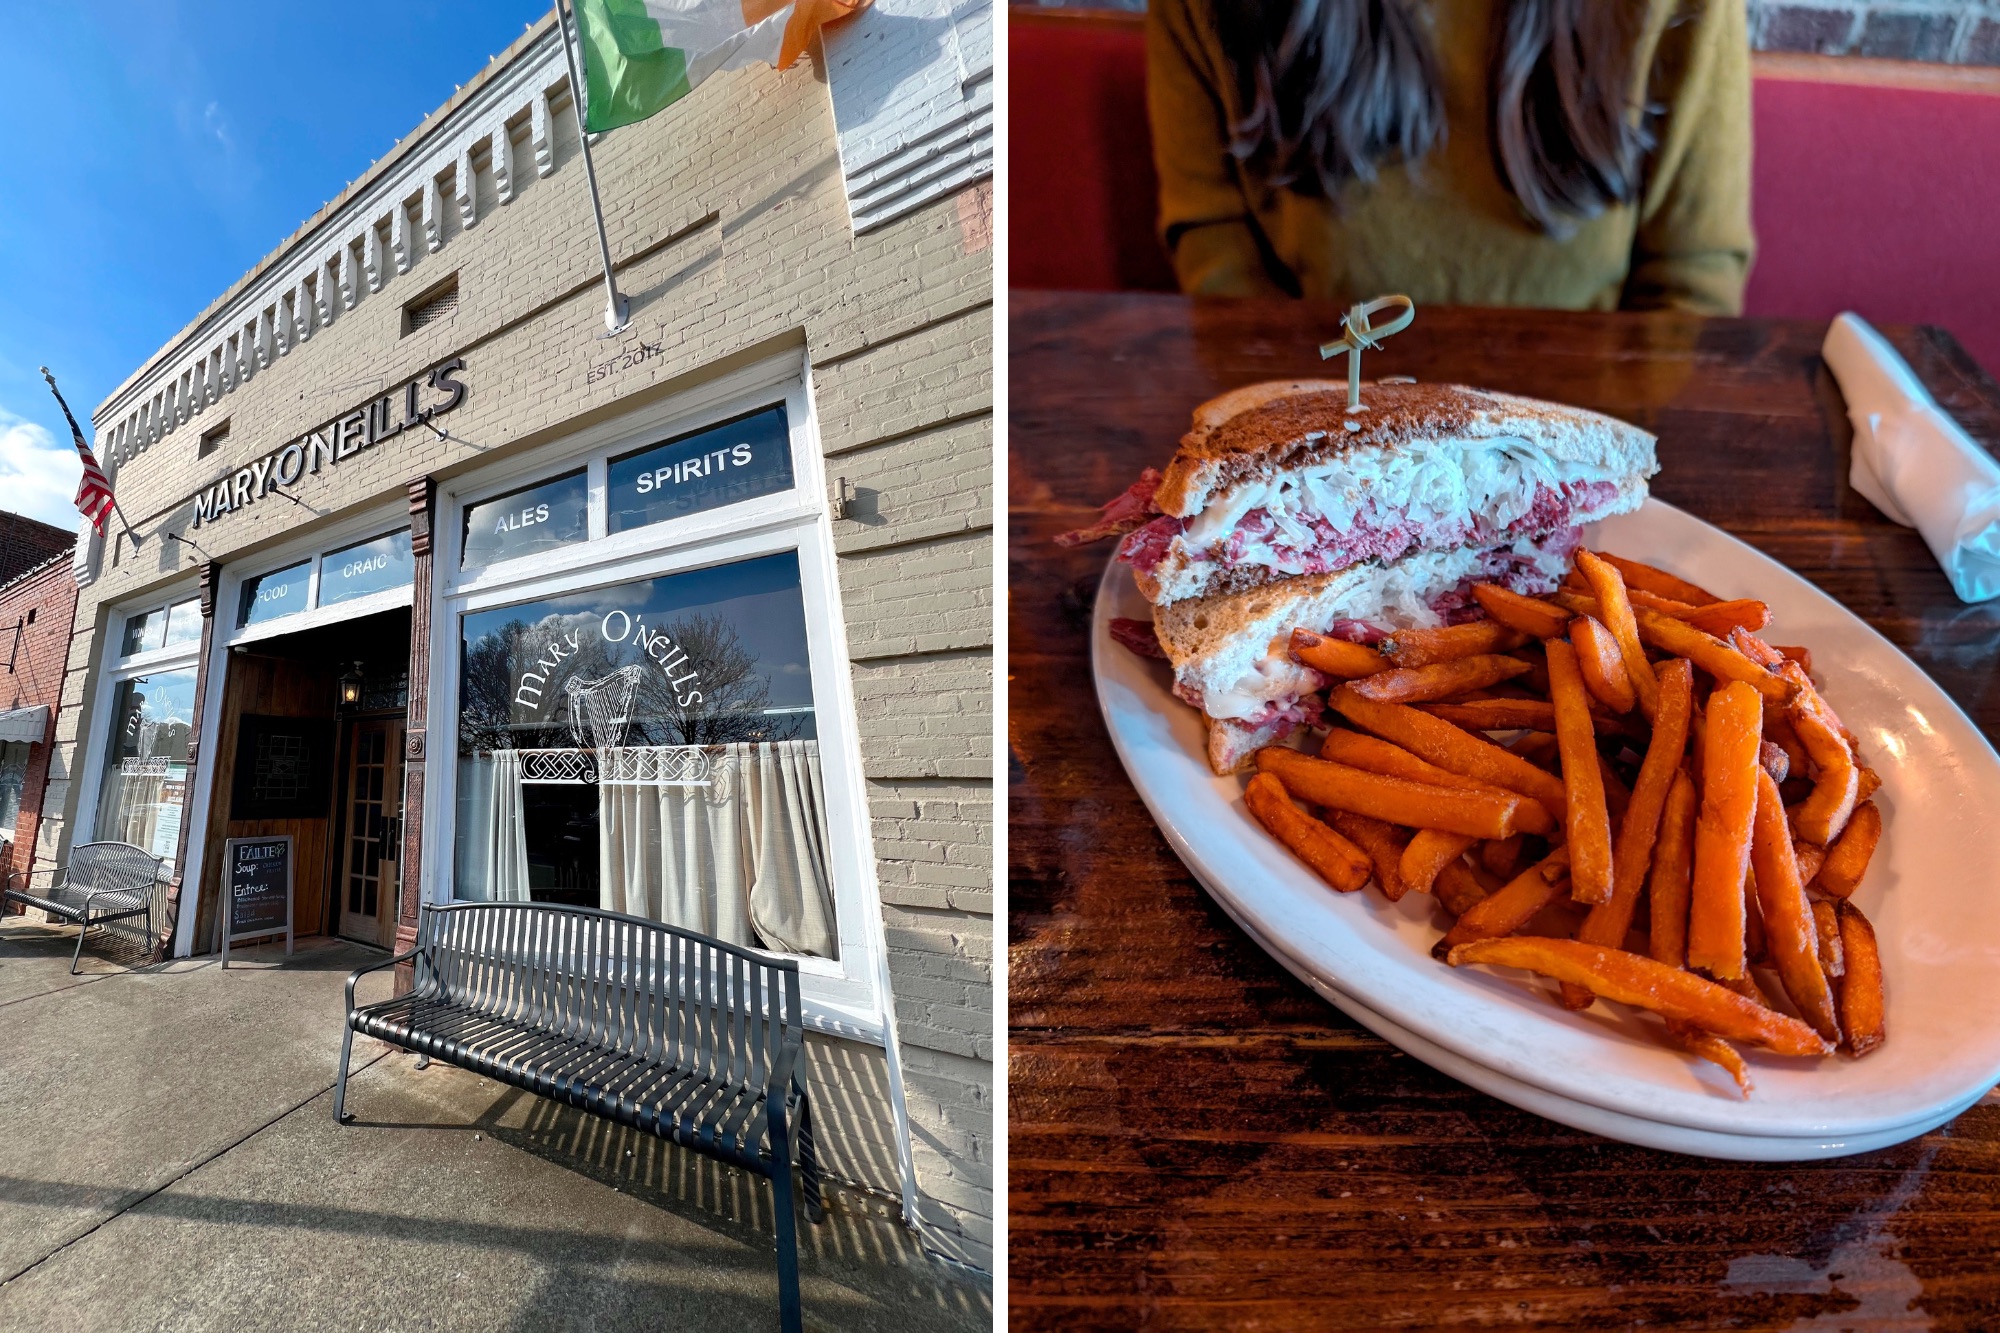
[512,610,706,713]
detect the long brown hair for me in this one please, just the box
[1216,0,1652,236]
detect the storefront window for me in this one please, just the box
[122,598,201,655]
[461,469,589,568]
[607,405,793,533]
[239,561,311,628]
[452,550,836,958]
[0,741,28,834]
[320,529,412,606]
[93,669,197,864]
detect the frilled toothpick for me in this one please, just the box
[1319,295,1416,411]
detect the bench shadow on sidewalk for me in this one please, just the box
[0,915,169,980]
[0,1164,967,1332]
[348,1063,981,1298]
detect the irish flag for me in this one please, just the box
[572,0,866,133]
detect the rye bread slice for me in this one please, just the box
[1152,380,1656,520]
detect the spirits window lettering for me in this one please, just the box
[607,405,793,534]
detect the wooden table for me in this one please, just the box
[1009,291,2000,1329]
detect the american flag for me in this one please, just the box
[40,369,118,534]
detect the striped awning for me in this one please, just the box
[0,705,48,744]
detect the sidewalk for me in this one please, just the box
[0,915,989,1332]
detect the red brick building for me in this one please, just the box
[0,548,79,889]
[0,514,74,587]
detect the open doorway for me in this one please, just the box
[194,607,411,952]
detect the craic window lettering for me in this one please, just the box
[188,358,466,529]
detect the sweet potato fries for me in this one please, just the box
[1244,546,1889,1097]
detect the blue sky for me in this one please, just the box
[0,1,549,530]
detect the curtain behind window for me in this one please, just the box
[598,739,837,958]
[454,751,532,902]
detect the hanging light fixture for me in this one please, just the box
[338,662,365,710]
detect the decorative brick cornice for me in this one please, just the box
[90,20,574,468]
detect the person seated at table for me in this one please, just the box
[1148,0,1752,313]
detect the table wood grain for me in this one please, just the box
[1008,291,2000,1330]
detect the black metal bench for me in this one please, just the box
[337,901,825,1332]
[2,841,165,973]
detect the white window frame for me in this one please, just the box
[219,504,417,649]
[74,586,205,897]
[424,349,889,1040]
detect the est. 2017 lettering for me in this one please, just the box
[634,443,754,495]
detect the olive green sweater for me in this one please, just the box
[1147,0,1754,313]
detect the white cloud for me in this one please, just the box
[0,409,83,531]
[202,100,234,152]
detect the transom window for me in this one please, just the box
[461,470,588,568]
[120,598,201,657]
[607,405,793,533]
[233,528,413,630]
[458,403,797,572]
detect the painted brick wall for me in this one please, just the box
[0,556,78,890]
[1014,0,2000,65]
[54,19,993,1275]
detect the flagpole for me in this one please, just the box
[39,368,141,547]
[553,0,632,335]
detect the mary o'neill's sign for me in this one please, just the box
[189,358,466,529]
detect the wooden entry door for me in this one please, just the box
[337,718,404,947]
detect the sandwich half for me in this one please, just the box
[1069,379,1657,773]
[1079,379,1654,607]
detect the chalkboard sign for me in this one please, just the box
[220,834,293,967]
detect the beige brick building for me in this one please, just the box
[50,9,992,1274]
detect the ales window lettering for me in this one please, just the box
[607,405,793,534]
[461,469,589,568]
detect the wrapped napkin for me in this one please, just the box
[1822,312,2000,603]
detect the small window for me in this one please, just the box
[26,609,36,626]
[461,470,589,569]
[199,420,231,457]
[238,561,311,628]
[162,599,201,646]
[0,741,28,835]
[120,609,166,657]
[403,274,459,335]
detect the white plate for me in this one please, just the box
[1093,497,2000,1154]
[1203,859,1983,1159]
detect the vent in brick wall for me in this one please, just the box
[198,419,230,458]
[403,275,460,335]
